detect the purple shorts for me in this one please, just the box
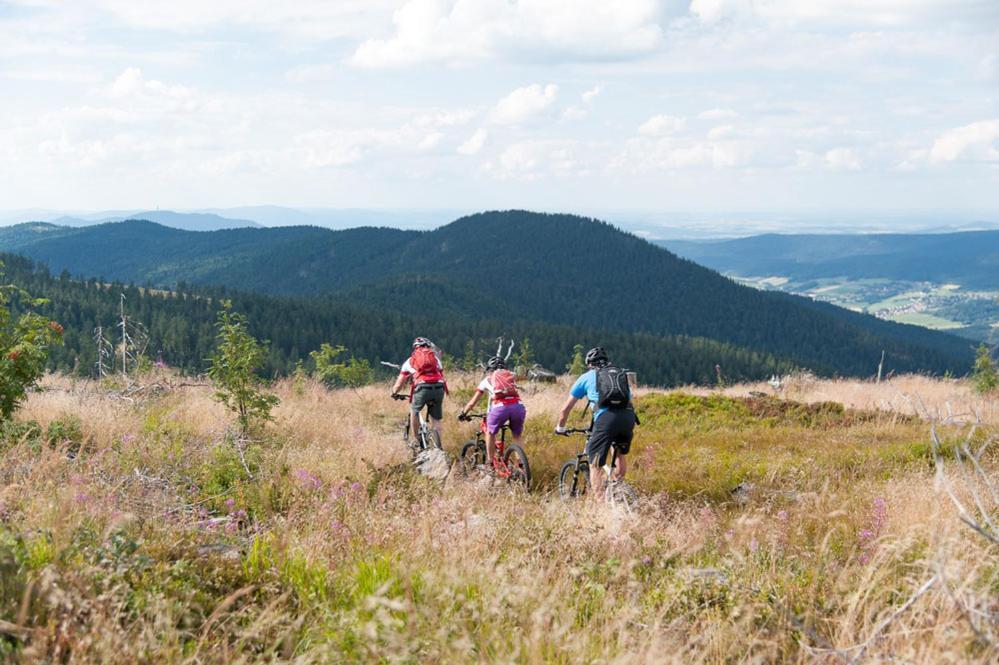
[486,402,526,437]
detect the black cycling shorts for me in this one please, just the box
[586,409,636,467]
[411,383,445,421]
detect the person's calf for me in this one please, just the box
[615,455,628,480]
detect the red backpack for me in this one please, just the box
[410,347,442,383]
[491,369,519,402]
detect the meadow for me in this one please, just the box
[0,371,995,663]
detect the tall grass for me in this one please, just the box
[0,373,994,662]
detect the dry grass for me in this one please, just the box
[0,372,995,663]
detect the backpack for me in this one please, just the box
[410,347,440,381]
[596,366,631,410]
[490,369,519,400]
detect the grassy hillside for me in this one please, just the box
[0,373,995,661]
[0,212,977,377]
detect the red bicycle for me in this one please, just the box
[458,413,531,490]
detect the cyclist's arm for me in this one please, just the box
[555,395,580,429]
[390,371,411,396]
[461,389,484,415]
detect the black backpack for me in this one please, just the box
[596,366,631,410]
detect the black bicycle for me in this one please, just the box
[392,393,442,455]
[557,427,637,509]
[557,427,593,500]
[458,413,531,491]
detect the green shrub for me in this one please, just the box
[207,301,279,435]
[0,266,63,420]
[972,344,998,394]
[0,418,42,453]
[46,413,84,453]
[310,343,374,388]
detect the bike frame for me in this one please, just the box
[394,393,433,451]
[560,427,621,498]
[466,413,516,480]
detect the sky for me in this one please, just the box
[1,0,997,225]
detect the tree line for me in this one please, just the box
[2,254,796,386]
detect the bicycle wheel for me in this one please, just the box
[503,444,531,491]
[606,480,638,511]
[460,439,486,475]
[424,428,443,451]
[558,460,589,500]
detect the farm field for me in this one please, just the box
[1,372,996,662]
[734,276,998,340]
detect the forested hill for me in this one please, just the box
[2,253,793,385]
[660,230,999,289]
[0,211,976,376]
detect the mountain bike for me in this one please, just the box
[392,393,442,455]
[557,427,637,510]
[458,413,531,491]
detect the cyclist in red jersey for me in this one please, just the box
[390,337,447,445]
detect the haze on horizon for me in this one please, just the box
[1,0,997,231]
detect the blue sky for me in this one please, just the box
[1,0,997,223]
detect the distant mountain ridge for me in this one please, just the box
[0,211,976,377]
[40,210,261,232]
[660,231,999,289]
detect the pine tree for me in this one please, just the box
[972,344,998,394]
[207,301,279,435]
[566,343,585,375]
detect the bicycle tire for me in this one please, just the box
[424,428,443,451]
[503,443,531,491]
[558,460,588,500]
[460,439,485,475]
[606,480,638,511]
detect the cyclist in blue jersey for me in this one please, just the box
[555,347,636,499]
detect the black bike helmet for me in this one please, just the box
[486,355,506,371]
[412,337,432,348]
[585,346,609,367]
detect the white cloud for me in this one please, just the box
[284,64,339,84]
[824,147,862,170]
[457,129,488,155]
[582,85,602,104]
[638,114,687,136]
[489,84,558,125]
[689,0,999,28]
[486,139,589,180]
[697,108,738,120]
[614,135,754,171]
[93,0,395,40]
[351,0,666,67]
[706,124,735,140]
[929,119,999,163]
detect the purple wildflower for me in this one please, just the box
[294,469,322,490]
[858,498,888,564]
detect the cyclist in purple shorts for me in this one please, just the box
[459,356,527,472]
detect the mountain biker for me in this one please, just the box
[555,346,636,500]
[459,355,526,472]
[390,337,447,445]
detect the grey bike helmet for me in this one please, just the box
[585,346,609,367]
[412,337,432,348]
[486,355,506,371]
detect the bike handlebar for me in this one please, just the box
[458,413,486,422]
[558,428,591,436]
[391,394,408,401]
